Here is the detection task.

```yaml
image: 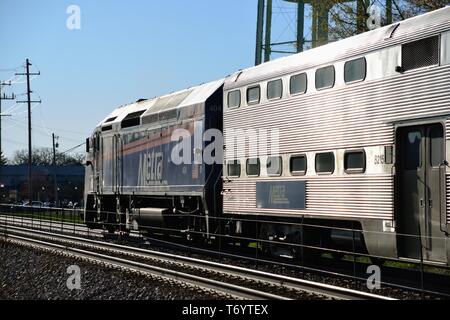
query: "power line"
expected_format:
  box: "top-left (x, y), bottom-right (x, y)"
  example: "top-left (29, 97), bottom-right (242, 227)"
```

top-left (5, 117), bottom-right (87, 141)
top-left (60, 141), bottom-right (86, 155)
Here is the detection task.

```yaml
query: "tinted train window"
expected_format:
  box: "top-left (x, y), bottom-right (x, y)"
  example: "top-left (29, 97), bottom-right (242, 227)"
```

top-left (246, 158), bottom-right (261, 177)
top-left (267, 79), bottom-right (283, 100)
top-left (344, 150), bottom-right (366, 173)
top-left (429, 125), bottom-right (443, 167)
top-left (315, 152), bottom-right (335, 174)
top-left (405, 131), bottom-right (422, 170)
top-left (344, 57), bottom-right (366, 83)
top-left (290, 73), bottom-right (307, 95)
top-left (247, 86), bottom-right (261, 105)
top-left (267, 156), bottom-right (282, 176)
top-left (121, 110), bottom-right (145, 129)
top-left (290, 155), bottom-right (307, 175)
top-left (227, 160), bottom-right (241, 177)
top-left (228, 90), bottom-right (241, 109)
top-left (402, 36), bottom-right (439, 72)
top-left (315, 66), bottom-right (335, 90)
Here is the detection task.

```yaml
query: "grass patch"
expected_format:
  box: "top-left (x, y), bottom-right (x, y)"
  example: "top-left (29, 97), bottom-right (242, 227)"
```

top-left (1, 211), bottom-right (83, 224)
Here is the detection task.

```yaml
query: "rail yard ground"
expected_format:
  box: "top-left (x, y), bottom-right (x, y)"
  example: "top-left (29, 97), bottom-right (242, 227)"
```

top-left (0, 239), bottom-right (225, 300)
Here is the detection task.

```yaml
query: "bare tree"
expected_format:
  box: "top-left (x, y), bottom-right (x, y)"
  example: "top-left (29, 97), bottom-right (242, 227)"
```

top-left (11, 148), bottom-right (84, 166)
top-left (310, 0), bottom-right (447, 43)
top-left (0, 151), bottom-right (7, 165)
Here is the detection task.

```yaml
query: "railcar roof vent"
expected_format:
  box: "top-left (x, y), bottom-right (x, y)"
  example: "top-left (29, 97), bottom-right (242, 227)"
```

top-left (121, 110), bottom-right (145, 129)
top-left (401, 36), bottom-right (439, 72)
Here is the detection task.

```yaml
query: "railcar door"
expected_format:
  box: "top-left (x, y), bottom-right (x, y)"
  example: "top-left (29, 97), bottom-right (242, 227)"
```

top-left (396, 123), bottom-right (446, 263)
top-left (113, 134), bottom-right (122, 194)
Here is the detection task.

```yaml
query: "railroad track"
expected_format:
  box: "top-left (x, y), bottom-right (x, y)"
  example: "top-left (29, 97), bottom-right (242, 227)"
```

top-left (0, 223), bottom-right (394, 300)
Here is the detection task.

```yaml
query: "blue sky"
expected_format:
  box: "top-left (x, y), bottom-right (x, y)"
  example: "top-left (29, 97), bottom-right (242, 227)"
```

top-left (0, 0), bottom-right (269, 159)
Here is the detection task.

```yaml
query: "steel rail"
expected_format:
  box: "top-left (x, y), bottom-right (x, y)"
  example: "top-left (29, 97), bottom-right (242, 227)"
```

top-left (5, 233), bottom-right (289, 300)
top-left (1, 223), bottom-right (395, 300)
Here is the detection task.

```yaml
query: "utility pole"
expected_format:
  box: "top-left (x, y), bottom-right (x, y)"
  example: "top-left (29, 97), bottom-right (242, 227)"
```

top-left (16, 59), bottom-right (40, 202)
top-left (52, 133), bottom-right (59, 206)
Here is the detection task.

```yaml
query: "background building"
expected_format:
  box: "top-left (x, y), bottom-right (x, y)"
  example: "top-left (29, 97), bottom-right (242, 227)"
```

top-left (0, 165), bottom-right (84, 206)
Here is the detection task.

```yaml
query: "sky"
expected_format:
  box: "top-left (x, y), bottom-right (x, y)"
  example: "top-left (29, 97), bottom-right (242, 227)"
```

top-left (0, 0), bottom-right (285, 160)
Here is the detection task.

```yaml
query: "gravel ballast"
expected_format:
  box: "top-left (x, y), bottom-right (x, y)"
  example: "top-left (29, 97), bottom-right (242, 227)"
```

top-left (0, 240), bottom-right (226, 300)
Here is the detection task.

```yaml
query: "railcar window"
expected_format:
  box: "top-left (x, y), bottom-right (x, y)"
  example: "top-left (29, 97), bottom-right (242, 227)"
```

top-left (246, 158), bottom-right (261, 177)
top-left (290, 155), bottom-right (307, 175)
top-left (228, 90), bottom-right (241, 109)
top-left (227, 160), bottom-right (241, 177)
top-left (402, 36), bottom-right (439, 72)
top-left (104, 116), bottom-right (117, 123)
top-left (315, 152), bottom-right (335, 174)
top-left (344, 57), bottom-right (367, 83)
top-left (247, 86), bottom-right (261, 105)
top-left (344, 150), bottom-right (366, 173)
top-left (267, 79), bottom-right (283, 100)
top-left (267, 156), bottom-right (282, 176)
top-left (290, 73), bottom-right (307, 95)
top-left (315, 66), bottom-right (335, 90)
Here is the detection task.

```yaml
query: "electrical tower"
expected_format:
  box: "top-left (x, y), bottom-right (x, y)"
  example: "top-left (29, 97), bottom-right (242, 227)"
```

top-left (255, 0), bottom-right (394, 65)
top-left (15, 59), bottom-right (41, 202)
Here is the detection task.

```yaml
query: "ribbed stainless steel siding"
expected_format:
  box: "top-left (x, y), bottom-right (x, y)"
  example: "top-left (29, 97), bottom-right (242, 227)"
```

top-left (225, 66), bottom-right (450, 156)
top-left (224, 66), bottom-right (450, 220)
top-left (446, 119), bottom-right (450, 140)
top-left (223, 175), bottom-right (394, 220)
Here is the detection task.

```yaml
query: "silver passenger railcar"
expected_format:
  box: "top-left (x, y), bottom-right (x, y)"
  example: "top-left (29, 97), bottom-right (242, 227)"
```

top-left (222, 7), bottom-right (450, 264)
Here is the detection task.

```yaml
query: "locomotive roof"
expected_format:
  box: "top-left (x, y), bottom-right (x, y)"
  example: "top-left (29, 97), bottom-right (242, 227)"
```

top-left (224, 6), bottom-right (450, 90)
top-left (141, 78), bottom-right (224, 118)
top-left (97, 79), bottom-right (224, 128)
